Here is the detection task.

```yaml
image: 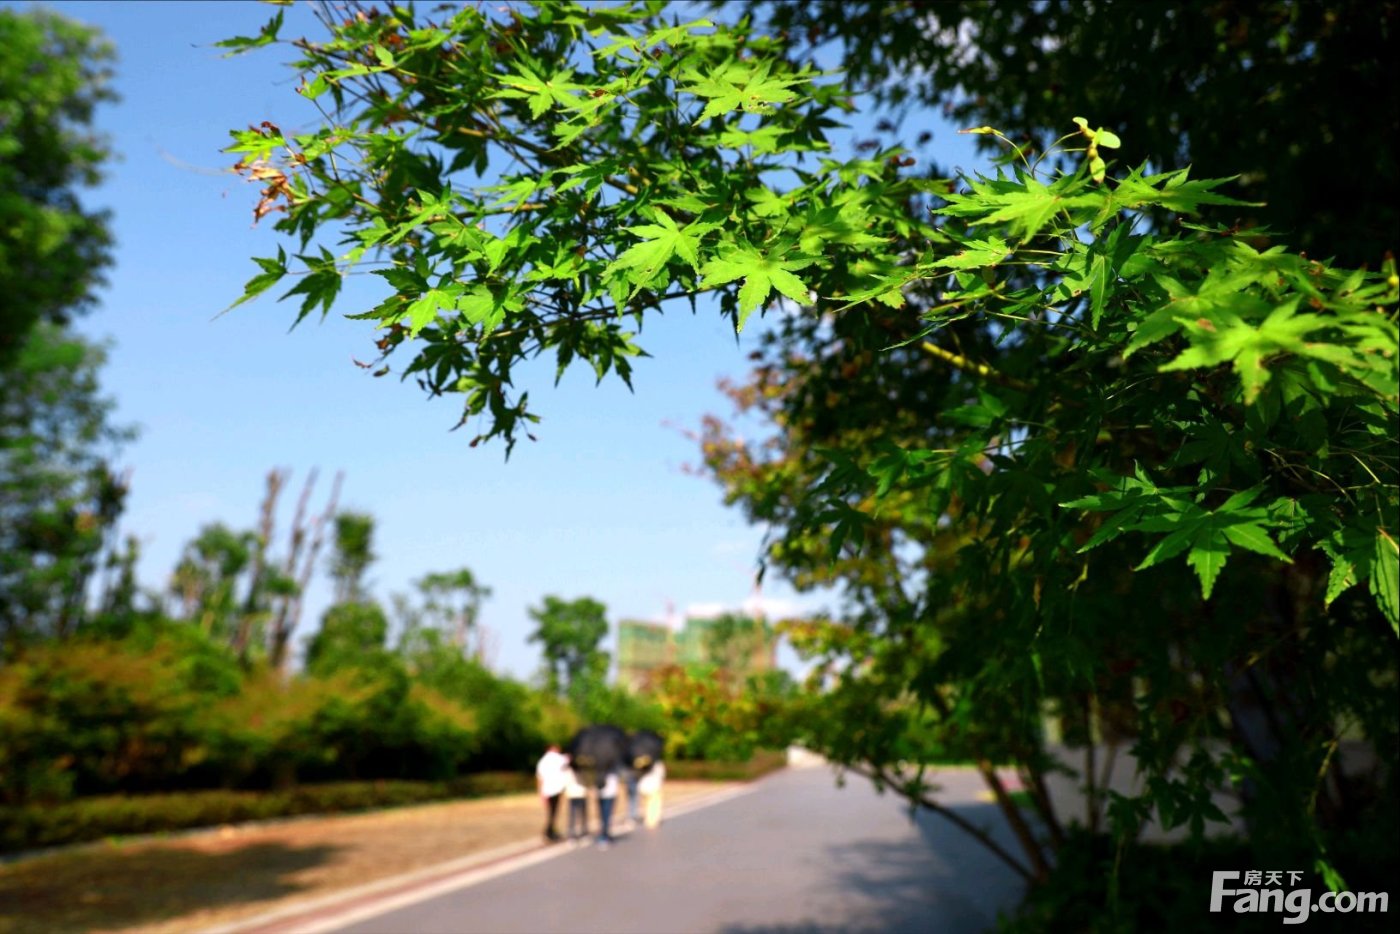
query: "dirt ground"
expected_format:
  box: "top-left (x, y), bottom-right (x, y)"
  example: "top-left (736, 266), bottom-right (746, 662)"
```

top-left (0, 781), bottom-right (734, 934)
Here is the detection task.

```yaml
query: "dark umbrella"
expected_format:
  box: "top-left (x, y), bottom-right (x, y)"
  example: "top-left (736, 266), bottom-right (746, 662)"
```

top-left (566, 724), bottom-right (628, 789)
top-left (628, 729), bottom-right (664, 773)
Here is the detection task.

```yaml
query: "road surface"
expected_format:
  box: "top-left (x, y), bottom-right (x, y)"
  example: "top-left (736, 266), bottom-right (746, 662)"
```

top-left (317, 765), bottom-right (1025, 934)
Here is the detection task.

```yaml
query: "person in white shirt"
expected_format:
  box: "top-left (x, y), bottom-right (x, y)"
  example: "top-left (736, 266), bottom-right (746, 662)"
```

top-left (638, 760), bottom-right (666, 828)
top-left (535, 743), bottom-right (569, 843)
top-left (563, 758), bottom-right (589, 847)
top-left (595, 769), bottom-right (619, 849)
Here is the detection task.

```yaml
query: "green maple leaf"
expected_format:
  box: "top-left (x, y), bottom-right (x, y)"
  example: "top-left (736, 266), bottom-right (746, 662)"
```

top-left (1131, 486), bottom-right (1292, 598)
top-left (1320, 523), bottom-right (1378, 608)
top-left (937, 174), bottom-right (1102, 242)
top-left (404, 283), bottom-right (463, 337)
top-left (707, 125), bottom-right (794, 155)
top-left (683, 59), bottom-right (804, 124)
top-left (928, 236), bottom-right (1010, 271)
top-left (1375, 529), bottom-right (1400, 632)
top-left (457, 285), bottom-right (523, 335)
top-left (700, 245), bottom-right (817, 331)
top-left (1109, 166), bottom-right (1257, 215)
top-left (228, 247), bottom-right (288, 312)
top-left (1187, 525), bottom-right (1231, 599)
top-left (494, 65), bottom-right (582, 119)
top-left (1221, 521), bottom-right (1291, 561)
top-left (1159, 299), bottom-right (1332, 402)
top-left (607, 210), bottom-right (719, 288)
top-left (1326, 553), bottom-right (1358, 606)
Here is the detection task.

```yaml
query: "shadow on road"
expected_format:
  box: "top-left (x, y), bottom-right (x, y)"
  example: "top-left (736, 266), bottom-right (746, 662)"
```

top-left (0, 839), bottom-right (342, 934)
top-left (720, 794), bottom-right (1027, 934)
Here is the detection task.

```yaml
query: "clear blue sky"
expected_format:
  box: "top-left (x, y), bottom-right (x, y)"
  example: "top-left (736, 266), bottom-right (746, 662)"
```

top-left (23, 0), bottom-right (979, 679)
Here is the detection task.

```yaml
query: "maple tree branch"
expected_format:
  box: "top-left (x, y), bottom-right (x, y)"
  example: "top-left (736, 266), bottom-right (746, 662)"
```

top-left (919, 340), bottom-right (1034, 392)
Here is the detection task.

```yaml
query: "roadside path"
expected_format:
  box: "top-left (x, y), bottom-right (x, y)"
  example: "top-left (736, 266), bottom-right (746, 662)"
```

top-left (0, 782), bottom-right (730, 934)
top-left (291, 766), bottom-right (1026, 934)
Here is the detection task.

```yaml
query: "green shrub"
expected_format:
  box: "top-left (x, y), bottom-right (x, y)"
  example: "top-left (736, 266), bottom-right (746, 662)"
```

top-left (0, 635), bottom-right (227, 802)
top-left (447, 771), bottom-right (536, 798)
top-left (0, 630), bottom-right (488, 800)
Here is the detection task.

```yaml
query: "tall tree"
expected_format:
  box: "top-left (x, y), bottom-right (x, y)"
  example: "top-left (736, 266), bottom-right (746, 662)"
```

top-left (267, 468), bottom-right (341, 669)
top-left (327, 511), bottom-right (376, 605)
top-left (412, 567), bottom-right (492, 659)
top-left (0, 327), bottom-right (128, 647)
top-left (307, 508), bottom-right (387, 673)
top-left (164, 470), bottom-right (338, 666)
top-left (169, 522), bottom-right (256, 642)
top-left (528, 595), bottom-right (610, 700)
top-left (0, 8), bottom-right (115, 364)
top-left (0, 8), bottom-right (122, 651)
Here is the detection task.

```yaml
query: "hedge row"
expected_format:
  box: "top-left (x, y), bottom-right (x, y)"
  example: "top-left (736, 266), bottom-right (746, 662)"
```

top-left (667, 749), bottom-right (788, 782)
top-left (0, 771), bottom-right (534, 855)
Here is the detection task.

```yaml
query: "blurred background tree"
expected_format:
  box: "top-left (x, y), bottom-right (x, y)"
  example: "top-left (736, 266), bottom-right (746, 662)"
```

top-left (0, 8), bottom-right (115, 362)
top-left (0, 8), bottom-right (127, 653)
top-left (528, 595), bottom-right (610, 701)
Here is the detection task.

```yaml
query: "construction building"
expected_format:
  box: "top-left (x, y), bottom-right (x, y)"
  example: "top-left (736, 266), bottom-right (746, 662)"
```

top-left (616, 613), bottom-right (777, 692)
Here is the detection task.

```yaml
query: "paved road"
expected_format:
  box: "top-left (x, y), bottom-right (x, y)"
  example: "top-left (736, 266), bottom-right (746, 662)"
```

top-left (329, 766), bottom-right (1026, 934)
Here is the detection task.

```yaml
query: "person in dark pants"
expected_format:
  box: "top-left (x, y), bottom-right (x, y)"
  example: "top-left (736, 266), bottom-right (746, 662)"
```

top-left (535, 743), bottom-right (568, 843)
top-left (564, 758), bottom-right (589, 847)
top-left (595, 769), bottom-right (619, 850)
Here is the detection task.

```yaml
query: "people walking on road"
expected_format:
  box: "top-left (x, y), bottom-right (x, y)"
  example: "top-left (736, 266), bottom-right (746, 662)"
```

top-left (624, 729), bottom-right (664, 829)
top-left (595, 768), bottom-right (619, 849)
top-left (564, 757), bottom-right (589, 847)
top-left (535, 743), bottom-right (569, 843)
top-left (639, 759), bottom-right (666, 828)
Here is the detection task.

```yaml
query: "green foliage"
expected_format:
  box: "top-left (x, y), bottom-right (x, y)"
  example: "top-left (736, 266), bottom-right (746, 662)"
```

top-left (1000, 820), bottom-right (1400, 934)
top-left (703, 136), bottom-right (1397, 889)
top-left (398, 567), bottom-right (493, 661)
top-left (527, 595), bottom-right (610, 700)
top-left (0, 9), bottom-right (128, 655)
top-left (224, 0), bottom-right (1397, 902)
top-left (0, 8), bottom-right (115, 364)
top-left (328, 511), bottom-right (376, 604)
top-left (649, 662), bottom-right (797, 762)
top-left (572, 680), bottom-right (667, 737)
top-left (800, 145), bottom-right (1397, 625)
top-left (0, 620), bottom-right (494, 808)
top-left (225, 1), bottom-right (934, 452)
top-left (169, 523), bottom-right (258, 645)
top-left (0, 326), bottom-right (130, 647)
top-left (304, 601), bottom-right (389, 675)
top-left (0, 626), bottom-right (239, 803)
top-left (752, 0), bottom-right (1398, 267)
top-left (399, 626), bottom-right (560, 770)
